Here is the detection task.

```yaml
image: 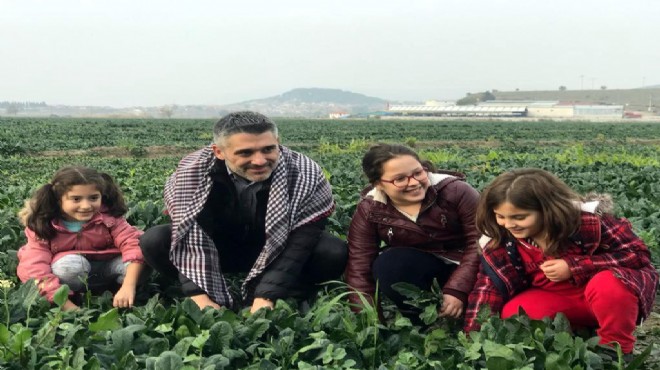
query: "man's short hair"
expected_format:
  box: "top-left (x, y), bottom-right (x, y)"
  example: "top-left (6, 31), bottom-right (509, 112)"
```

top-left (213, 111), bottom-right (279, 146)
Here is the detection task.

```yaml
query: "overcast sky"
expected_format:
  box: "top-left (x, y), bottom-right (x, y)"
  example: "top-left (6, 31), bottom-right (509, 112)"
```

top-left (1, 0), bottom-right (658, 107)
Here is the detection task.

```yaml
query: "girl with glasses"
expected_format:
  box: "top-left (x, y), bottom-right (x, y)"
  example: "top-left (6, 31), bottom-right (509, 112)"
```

top-left (345, 144), bottom-right (480, 323)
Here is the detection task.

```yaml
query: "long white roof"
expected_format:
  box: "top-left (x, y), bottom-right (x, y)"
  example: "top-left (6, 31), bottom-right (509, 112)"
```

top-left (389, 105), bottom-right (527, 113)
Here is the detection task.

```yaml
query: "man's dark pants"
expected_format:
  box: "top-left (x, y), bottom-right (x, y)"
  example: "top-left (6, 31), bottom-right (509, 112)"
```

top-left (139, 224), bottom-right (348, 300)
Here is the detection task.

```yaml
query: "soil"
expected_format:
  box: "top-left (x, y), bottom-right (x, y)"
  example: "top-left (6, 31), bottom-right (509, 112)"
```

top-left (636, 295), bottom-right (660, 363)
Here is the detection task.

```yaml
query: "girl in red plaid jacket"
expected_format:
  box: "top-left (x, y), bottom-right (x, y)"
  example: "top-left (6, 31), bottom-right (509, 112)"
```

top-left (464, 168), bottom-right (658, 354)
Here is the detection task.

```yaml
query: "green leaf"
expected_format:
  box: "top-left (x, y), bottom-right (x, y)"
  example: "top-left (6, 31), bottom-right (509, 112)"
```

top-left (154, 322), bottom-right (174, 333)
top-left (624, 343), bottom-right (653, 369)
top-left (83, 356), bottom-right (101, 370)
top-left (20, 279), bottom-right (42, 310)
top-left (483, 340), bottom-right (514, 359)
top-left (420, 303), bottom-right (438, 325)
top-left (424, 328), bottom-right (447, 356)
top-left (116, 351), bottom-right (139, 370)
top-left (53, 284), bottom-right (70, 307)
top-left (151, 351), bottom-right (184, 370)
top-left (551, 313), bottom-right (571, 333)
top-left (244, 318), bottom-right (271, 342)
top-left (393, 315), bottom-right (412, 328)
top-left (202, 354), bottom-right (230, 369)
top-left (463, 341), bottom-right (483, 361)
top-left (197, 309), bottom-right (217, 330)
top-left (550, 332), bottom-right (573, 351)
top-left (175, 325), bottom-right (191, 339)
top-left (191, 330), bottom-right (210, 350)
top-left (177, 316), bottom-right (200, 336)
top-left (111, 325), bottom-right (146, 358)
top-left (89, 308), bottom-right (121, 332)
top-left (0, 324), bottom-right (9, 345)
top-left (72, 347), bottom-right (86, 369)
top-left (181, 298), bottom-right (203, 323)
top-left (148, 338), bottom-right (170, 357)
top-left (485, 356), bottom-right (515, 369)
top-left (173, 337), bottom-right (195, 357)
top-left (391, 282), bottom-right (422, 300)
top-left (10, 327), bottom-right (32, 354)
top-left (36, 316), bottom-right (59, 348)
top-left (545, 352), bottom-right (569, 370)
top-left (221, 348), bottom-right (246, 361)
top-left (209, 321), bottom-right (233, 352)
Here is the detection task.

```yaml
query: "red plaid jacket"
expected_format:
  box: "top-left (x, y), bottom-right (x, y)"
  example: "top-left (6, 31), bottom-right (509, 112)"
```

top-left (464, 212), bottom-right (659, 332)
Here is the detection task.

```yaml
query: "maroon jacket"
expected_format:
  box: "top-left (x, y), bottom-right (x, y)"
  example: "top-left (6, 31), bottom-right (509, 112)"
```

top-left (345, 172), bottom-right (481, 309)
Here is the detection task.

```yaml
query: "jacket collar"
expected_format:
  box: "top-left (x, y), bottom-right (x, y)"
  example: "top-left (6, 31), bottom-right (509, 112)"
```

top-left (51, 212), bottom-right (112, 232)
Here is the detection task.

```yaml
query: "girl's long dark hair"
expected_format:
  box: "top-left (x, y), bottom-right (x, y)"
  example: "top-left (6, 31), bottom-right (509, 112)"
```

top-left (18, 166), bottom-right (128, 240)
top-left (476, 168), bottom-right (582, 255)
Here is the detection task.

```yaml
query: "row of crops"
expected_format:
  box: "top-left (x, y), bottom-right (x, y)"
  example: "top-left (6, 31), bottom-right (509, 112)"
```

top-left (0, 117), bottom-right (659, 368)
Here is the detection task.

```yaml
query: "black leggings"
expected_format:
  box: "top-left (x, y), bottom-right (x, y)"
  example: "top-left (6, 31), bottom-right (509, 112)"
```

top-left (372, 247), bottom-right (456, 316)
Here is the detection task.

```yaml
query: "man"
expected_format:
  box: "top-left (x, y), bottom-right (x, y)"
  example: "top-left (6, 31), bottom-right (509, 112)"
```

top-left (140, 111), bottom-right (347, 312)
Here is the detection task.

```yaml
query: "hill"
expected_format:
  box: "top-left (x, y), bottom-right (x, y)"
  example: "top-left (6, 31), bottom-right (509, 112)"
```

top-left (219, 88), bottom-right (389, 117)
top-left (492, 87), bottom-right (660, 112)
top-left (267, 88), bottom-right (386, 105)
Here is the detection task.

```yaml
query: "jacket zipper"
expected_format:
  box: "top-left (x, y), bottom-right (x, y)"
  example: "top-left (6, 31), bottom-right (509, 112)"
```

top-left (387, 227), bottom-right (393, 243)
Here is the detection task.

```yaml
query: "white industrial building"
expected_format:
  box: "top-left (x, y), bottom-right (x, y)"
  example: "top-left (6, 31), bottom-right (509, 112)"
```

top-left (387, 101), bottom-right (623, 119)
top-left (388, 105), bottom-right (527, 117)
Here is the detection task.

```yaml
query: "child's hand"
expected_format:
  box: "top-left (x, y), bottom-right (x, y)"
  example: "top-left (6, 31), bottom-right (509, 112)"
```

top-left (113, 284), bottom-right (136, 308)
top-left (540, 259), bottom-right (571, 282)
top-left (438, 294), bottom-right (463, 319)
top-left (62, 299), bottom-right (80, 311)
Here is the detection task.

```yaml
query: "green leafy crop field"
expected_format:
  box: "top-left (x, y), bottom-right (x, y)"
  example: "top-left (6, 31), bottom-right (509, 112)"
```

top-left (0, 117), bottom-right (659, 369)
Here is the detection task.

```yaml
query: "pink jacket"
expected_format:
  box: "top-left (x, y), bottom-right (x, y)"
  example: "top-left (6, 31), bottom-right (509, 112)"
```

top-left (16, 212), bottom-right (144, 302)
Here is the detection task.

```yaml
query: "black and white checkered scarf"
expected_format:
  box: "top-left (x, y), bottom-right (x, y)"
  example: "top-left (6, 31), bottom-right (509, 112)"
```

top-left (164, 145), bottom-right (334, 306)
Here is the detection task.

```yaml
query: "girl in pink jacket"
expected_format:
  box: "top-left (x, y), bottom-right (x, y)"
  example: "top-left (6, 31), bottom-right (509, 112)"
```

top-left (17, 166), bottom-right (146, 311)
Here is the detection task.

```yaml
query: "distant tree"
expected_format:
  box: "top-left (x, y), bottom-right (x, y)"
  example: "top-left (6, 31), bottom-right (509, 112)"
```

top-left (160, 104), bottom-right (177, 118)
top-left (515, 88), bottom-right (520, 91)
top-left (600, 85), bottom-right (607, 90)
top-left (6, 103), bottom-right (20, 115)
top-left (482, 91), bottom-right (496, 101)
top-left (559, 86), bottom-right (567, 91)
top-left (457, 95), bottom-right (479, 106)
top-left (458, 91), bottom-right (496, 105)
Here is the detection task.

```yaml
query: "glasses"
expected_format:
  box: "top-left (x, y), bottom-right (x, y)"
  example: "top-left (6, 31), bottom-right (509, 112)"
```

top-left (380, 168), bottom-right (428, 188)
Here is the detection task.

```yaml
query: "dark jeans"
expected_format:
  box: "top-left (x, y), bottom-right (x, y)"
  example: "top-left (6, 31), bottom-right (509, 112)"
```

top-left (372, 247), bottom-right (456, 318)
top-left (139, 224), bottom-right (347, 298)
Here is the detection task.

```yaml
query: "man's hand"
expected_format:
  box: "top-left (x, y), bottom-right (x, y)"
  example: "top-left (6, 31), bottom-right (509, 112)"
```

top-left (250, 297), bottom-right (275, 313)
top-left (190, 294), bottom-right (221, 310)
top-left (540, 259), bottom-right (572, 282)
top-left (438, 294), bottom-right (463, 319)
